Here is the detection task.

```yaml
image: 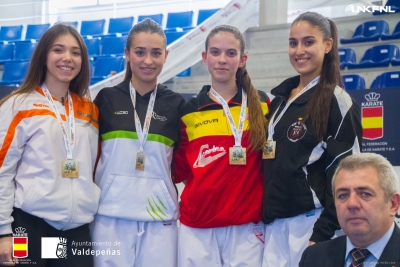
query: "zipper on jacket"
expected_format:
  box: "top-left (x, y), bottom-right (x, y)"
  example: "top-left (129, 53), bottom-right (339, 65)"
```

top-left (62, 178), bottom-right (76, 230)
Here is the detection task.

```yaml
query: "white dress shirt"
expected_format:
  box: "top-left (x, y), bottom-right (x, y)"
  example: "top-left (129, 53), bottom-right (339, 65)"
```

top-left (344, 223), bottom-right (395, 267)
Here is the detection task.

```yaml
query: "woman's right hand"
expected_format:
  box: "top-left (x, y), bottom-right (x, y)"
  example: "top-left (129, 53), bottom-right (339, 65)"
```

top-left (0, 237), bottom-right (16, 266)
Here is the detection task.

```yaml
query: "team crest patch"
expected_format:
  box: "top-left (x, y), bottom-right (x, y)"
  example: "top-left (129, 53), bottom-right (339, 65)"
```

top-left (287, 118), bottom-right (307, 142)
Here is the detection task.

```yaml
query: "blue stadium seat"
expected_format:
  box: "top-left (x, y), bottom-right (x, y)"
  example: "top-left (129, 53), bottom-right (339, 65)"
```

top-left (197, 9), bottom-right (220, 25)
top-left (91, 56), bottom-right (125, 84)
top-left (392, 49), bottom-right (400, 66)
top-left (13, 42), bottom-right (37, 61)
top-left (373, 0), bottom-right (400, 15)
top-left (108, 17), bottom-right (134, 35)
top-left (370, 71), bottom-right (400, 89)
top-left (0, 43), bottom-right (15, 64)
top-left (0, 25), bottom-right (23, 42)
top-left (381, 21), bottom-right (400, 40)
top-left (165, 11), bottom-right (194, 31)
top-left (177, 68), bottom-right (191, 77)
top-left (80, 19), bottom-right (106, 37)
top-left (347, 44), bottom-right (399, 69)
top-left (0, 61), bottom-right (29, 86)
top-left (380, 0), bottom-right (400, 13)
top-left (138, 14), bottom-right (163, 26)
top-left (67, 21), bottom-right (78, 29)
top-left (340, 20), bottom-right (389, 44)
top-left (165, 30), bottom-right (191, 77)
top-left (98, 36), bottom-right (127, 57)
top-left (165, 31), bottom-right (189, 45)
top-left (0, 85), bottom-right (15, 99)
top-left (338, 48), bottom-right (356, 70)
top-left (25, 24), bottom-right (50, 41)
top-left (84, 38), bottom-right (101, 57)
top-left (342, 74), bottom-right (366, 90)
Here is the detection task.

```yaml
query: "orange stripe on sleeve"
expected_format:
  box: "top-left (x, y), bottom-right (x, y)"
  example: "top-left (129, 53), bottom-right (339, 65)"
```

top-left (0, 109), bottom-right (62, 168)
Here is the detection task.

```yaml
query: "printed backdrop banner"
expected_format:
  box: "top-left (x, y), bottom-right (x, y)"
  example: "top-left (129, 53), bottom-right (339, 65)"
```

top-left (347, 88), bottom-right (400, 166)
top-left (89, 0), bottom-right (260, 99)
top-left (348, 88), bottom-right (400, 227)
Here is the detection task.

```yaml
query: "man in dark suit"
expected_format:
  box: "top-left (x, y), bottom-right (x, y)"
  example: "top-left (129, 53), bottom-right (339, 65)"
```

top-left (299, 153), bottom-right (400, 267)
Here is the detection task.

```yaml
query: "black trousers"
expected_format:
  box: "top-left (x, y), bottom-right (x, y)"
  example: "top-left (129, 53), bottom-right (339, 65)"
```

top-left (12, 208), bottom-right (94, 267)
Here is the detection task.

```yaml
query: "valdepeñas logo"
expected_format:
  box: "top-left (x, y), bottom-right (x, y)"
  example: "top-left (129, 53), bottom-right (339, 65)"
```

top-left (13, 227), bottom-right (28, 258)
top-left (361, 92), bottom-right (383, 140)
top-left (41, 237), bottom-right (67, 259)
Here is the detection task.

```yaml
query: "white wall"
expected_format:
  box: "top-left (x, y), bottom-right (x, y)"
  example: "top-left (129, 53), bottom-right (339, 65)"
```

top-left (0, 0), bottom-right (44, 26)
top-left (51, 0), bottom-right (230, 31)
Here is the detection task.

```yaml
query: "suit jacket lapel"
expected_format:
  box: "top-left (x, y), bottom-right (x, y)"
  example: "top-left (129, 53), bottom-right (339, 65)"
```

top-left (326, 236), bottom-right (347, 266)
top-left (377, 224), bottom-right (400, 267)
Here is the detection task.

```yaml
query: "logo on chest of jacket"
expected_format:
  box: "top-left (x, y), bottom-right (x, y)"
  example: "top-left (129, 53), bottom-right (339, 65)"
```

top-left (33, 103), bottom-right (49, 108)
top-left (193, 144), bottom-right (226, 168)
top-left (287, 118), bottom-right (307, 142)
top-left (152, 111), bottom-right (167, 121)
top-left (114, 111), bottom-right (128, 115)
top-left (194, 118), bottom-right (218, 129)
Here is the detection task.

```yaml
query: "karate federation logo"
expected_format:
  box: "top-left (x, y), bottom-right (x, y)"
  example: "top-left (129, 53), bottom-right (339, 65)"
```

top-left (13, 227), bottom-right (28, 258)
top-left (361, 92), bottom-right (384, 140)
top-left (287, 118), bottom-right (307, 142)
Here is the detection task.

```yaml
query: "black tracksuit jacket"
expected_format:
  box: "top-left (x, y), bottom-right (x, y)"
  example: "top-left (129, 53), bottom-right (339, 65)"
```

top-left (262, 76), bottom-right (362, 242)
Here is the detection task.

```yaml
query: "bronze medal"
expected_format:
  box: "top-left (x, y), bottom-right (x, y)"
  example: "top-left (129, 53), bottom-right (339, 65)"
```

top-left (135, 151), bottom-right (145, 171)
top-left (262, 141), bottom-right (276, 159)
top-left (61, 159), bottom-right (79, 178)
top-left (229, 147), bottom-right (246, 165)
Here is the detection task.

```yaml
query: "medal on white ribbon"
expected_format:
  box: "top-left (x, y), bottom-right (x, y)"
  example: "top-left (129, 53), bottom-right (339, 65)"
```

top-left (264, 76), bottom-right (320, 159)
top-left (129, 82), bottom-right (157, 171)
top-left (210, 87), bottom-right (247, 165)
top-left (42, 83), bottom-right (79, 178)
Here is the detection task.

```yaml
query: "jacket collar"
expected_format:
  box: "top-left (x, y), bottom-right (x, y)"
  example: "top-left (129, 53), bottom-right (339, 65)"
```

top-left (377, 223), bottom-right (400, 266)
top-left (197, 84), bottom-right (244, 110)
top-left (116, 80), bottom-right (167, 99)
top-left (271, 75), bottom-right (316, 104)
top-left (326, 235), bottom-right (347, 266)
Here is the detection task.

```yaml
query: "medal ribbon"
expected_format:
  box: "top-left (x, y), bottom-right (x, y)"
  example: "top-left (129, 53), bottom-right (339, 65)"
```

top-left (268, 76), bottom-right (320, 141)
top-left (41, 83), bottom-right (75, 160)
top-left (129, 82), bottom-right (157, 152)
top-left (210, 87), bottom-right (247, 147)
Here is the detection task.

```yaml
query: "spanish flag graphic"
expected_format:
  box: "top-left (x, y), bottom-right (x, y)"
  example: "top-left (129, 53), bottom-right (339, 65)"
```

top-left (13, 237), bottom-right (28, 258)
top-left (362, 106), bottom-right (383, 140)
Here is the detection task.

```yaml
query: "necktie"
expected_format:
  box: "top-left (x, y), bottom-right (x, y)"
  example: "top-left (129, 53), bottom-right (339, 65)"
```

top-left (350, 248), bottom-right (371, 267)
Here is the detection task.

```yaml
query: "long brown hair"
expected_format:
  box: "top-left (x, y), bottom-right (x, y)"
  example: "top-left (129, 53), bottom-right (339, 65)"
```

top-left (292, 12), bottom-right (343, 141)
top-left (0, 23), bottom-right (91, 107)
top-left (205, 25), bottom-right (267, 151)
top-left (124, 18), bottom-right (166, 81)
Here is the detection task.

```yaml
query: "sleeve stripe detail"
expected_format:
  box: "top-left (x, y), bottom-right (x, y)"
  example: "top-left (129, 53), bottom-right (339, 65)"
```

top-left (0, 110), bottom-right (63, 168)
top-left (325, 146), bottom-right (353, 171)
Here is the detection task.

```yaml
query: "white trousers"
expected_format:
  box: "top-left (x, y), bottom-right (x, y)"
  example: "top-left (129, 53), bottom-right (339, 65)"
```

top-left (90, 215), bottom-right (178, 267)
top-left (178, 222), bottom-right (265, 267)
top-left (262, 208), bottom-right (323, 267)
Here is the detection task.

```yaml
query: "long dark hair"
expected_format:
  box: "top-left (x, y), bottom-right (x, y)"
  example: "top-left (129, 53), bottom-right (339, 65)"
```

top-left (292, 12), bottom-right (343, 141)
top-left (0, 23), bottom-right (91, 107)
top-left (124, 18), bottom-right (166, 81)
top-left (205, 25), bottom-right (267, 151)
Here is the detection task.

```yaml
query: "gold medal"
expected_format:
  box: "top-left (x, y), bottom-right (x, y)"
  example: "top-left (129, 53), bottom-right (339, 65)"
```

top-left (262, 141), bottom-right (276, 159)
top-left (135, 151), bottom-right (145, 171)
top-left (61, 160), bottom-right (79, 178)
top-left (229, 147), bottom-right (246, 165)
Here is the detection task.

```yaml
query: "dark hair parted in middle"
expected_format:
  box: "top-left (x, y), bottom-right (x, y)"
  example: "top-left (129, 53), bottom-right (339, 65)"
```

top-left (205, 25), bottom-right (267, 151)
top-left (0, 22), bottom-right (91, 107)
top-left (124, 18), bottom-right (166, 81)
top-left (291, 12), bottom-right (343, 141)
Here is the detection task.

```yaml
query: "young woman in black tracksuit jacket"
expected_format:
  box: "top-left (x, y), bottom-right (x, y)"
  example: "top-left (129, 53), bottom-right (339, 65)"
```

top-left (261, 12), bottom-right (362, 267)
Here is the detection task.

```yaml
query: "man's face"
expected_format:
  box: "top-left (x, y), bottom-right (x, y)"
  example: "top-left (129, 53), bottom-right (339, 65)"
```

top-left (334, 167), bottom-right (400, 247)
